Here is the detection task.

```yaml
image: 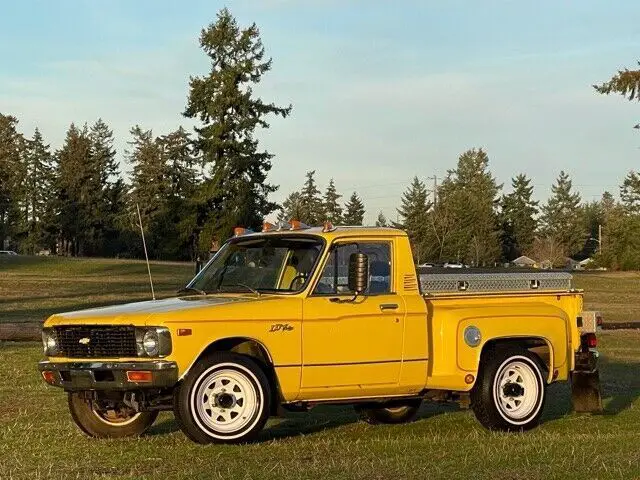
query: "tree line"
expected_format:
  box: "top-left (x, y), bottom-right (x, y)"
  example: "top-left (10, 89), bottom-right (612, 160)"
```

top-left (1, 10), bottom-right (639, 269)
top-left (0, 8), bottom-right (291, 261)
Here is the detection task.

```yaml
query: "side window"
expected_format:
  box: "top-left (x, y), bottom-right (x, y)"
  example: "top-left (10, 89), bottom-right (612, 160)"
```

top-left (313, 242), bottom-right (392, 295)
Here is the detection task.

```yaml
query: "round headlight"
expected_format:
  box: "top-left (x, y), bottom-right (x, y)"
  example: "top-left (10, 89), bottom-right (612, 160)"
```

top-left (142, 329), bottom-right (159, 356)
top-left (42, 329), bottom-right (58, 356)
top-left (464, 326), bottom-right (482, 347)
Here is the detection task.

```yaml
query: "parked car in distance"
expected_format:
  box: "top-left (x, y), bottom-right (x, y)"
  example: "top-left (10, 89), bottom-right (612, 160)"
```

top-left (443, 262), bottom-right (465, 268)
top-left (418, 262), bottom-right (434, 268)
top-left (0, 250), bottom-right (18, 255)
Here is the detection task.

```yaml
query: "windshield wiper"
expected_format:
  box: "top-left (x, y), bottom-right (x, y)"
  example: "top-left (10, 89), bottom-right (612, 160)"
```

top-left (177, 287), bottom-right (207, 296)
top-left (219, 283), bottom-right (262, 296)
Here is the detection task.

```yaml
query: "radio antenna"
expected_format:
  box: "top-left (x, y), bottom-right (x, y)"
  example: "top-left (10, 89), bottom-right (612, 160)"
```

top-left (136, 203), bottom-right (156, 300)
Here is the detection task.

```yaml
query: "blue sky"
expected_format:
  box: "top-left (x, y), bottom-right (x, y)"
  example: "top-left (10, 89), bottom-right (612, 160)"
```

top-left (1, 0), bottom-right (640, 223)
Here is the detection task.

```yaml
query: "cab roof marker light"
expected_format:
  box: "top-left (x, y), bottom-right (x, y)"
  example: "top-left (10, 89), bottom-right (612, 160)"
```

top-left (289, 219), bottom-right (311, 231)
top-left (262, 222), bottom-right (276, 232)
top-left (233, 226), bottom-right (254, 237)
top-left (322, 221), bottom-right (336, 232)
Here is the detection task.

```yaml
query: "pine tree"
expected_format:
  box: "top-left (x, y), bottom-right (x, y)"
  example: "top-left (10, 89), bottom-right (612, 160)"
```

top-left (499, 174), bottom-right (538, 261)
top-left (375, 211), bottom-right (389, 227)
top-left (323, 178), bottom-right (343, 224)
top-left (437, 148), bottom-right (501, 266)
top-left (184, 8), bottom-right (291, 250)
top-left (299, 170), bottom-right (324, 225)
top-left (0, 114), bottom-right (25, 250)
top-left (343, 192), bottom-right (365, 226)
top-left (595, 64), bottom-right (640, 128)
top-left (278, 191), bottom-right (303, 223)
top-left (53, 124), bottom-right (96, 255)
top-left (620, 171), bottom-right (640, 214)
top-left (539, 171), bottom-right (585, 259)
top-left (397, 177), bottom-right (431, 263)
top-left (23, 128), bottom-right (55, 253)
top-left (88, 119), bottom-right (126, 256)
top-left (157, 127), bottom-right (199, 259)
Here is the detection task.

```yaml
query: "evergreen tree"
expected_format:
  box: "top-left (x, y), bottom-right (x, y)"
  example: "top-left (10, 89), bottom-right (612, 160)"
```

top-left (499, 174), bottom-right (538, 261)
top-left (88, 119), bottom-right (126, 256)
top-left (277, 191), bottom-right (303, 223)
top-left (397, 177), bottom-right (431, 263)
top-left (437, 148), bottom-right (501, 265)
top-left (375, 211), bottom-right (389, 227)
top-left (323, 178), bottom-right (343, 224)
top-left (343, 192), bottom-right (365, 226)
top-left (157, 127), bottom-right (200, 259)
top-left (23, 128), bottom-right (55, 253)
top-left (620, 171), bottom-right (640, 214)
top-left (0, 114), bottom-right (25, 250)
top-left (299, 170), bottom-right (324, 225)
top-left (595, 64), bottom-right (640, 128)
top-left (539, 171), bottom-right (585, 259)
top-left (54, 124), bottom-right (94, 256)
top-left (127, 126), bottom-right (169, 258)
top-left (184, 8), bottom-right (291, 250)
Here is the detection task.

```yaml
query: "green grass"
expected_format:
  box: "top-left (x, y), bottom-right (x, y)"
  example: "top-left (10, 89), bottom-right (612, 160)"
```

top-left (0, 256), bottom-right (195, 323)
top-left (1, 331), bottom-right (639, 479)
top-left (574, 271), bottom-right (640, 323)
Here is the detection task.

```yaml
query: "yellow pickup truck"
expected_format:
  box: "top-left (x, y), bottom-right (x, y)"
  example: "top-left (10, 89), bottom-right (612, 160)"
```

top-left (39, 222), bottom-right (602, 444)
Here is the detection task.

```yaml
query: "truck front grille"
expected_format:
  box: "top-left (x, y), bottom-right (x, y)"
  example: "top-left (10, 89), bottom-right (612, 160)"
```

top-left (54, 325), bottom-right (137, 358)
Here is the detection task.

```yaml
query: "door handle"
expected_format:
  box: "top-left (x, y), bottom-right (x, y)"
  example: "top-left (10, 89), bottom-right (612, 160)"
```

top-left (379, 303), bottom-right (399, 311)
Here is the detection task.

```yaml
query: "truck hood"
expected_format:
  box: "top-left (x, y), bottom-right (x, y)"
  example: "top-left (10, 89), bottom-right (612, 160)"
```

top-left (45, 295), bottom-right (256, 326)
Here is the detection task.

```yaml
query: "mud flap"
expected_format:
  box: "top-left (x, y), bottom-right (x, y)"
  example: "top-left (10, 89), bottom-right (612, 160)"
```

top-left (571, 370), bottom-right (603, 413)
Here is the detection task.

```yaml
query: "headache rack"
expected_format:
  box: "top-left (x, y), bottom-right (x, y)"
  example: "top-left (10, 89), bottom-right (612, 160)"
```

top-left (419, 271), bottom-right (574, 294)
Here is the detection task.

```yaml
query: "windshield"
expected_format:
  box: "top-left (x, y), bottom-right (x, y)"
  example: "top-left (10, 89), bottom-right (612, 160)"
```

top-left (186, 236), bottom-right (324, 294)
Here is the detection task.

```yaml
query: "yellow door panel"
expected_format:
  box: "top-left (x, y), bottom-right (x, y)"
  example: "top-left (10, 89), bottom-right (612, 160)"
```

top-left (301, 295), bottom-right (405, 392)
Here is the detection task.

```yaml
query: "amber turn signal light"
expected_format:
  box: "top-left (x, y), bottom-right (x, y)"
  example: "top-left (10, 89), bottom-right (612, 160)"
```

top-left (41, 370), bottom-right (57, 385)
top-left (464, 374), bottom-right (475, 384)
top-left (126, 371), bottom-right (153, 383)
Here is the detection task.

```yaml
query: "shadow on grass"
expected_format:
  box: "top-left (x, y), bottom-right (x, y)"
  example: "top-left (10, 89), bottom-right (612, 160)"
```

top-left (543, 355), bottom-right (640, 422)
top-left (145, 403), bottom-right (459, 442)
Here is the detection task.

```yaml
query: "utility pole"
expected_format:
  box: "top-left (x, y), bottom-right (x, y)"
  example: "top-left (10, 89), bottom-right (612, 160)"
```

top-left (427, 175), bottom-right (438, 206)
top-left (598, 224), bottom-right (602, 254)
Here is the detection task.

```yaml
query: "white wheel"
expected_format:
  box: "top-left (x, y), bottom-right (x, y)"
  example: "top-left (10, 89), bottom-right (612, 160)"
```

top-left (174, 353), bottom-right (271, 444)
top-left (192, 367), bottom-right (260, 435)
top-left (471, 348), bottom-right (546, 431)
top-left (493, 358), bottom-right (543, 424)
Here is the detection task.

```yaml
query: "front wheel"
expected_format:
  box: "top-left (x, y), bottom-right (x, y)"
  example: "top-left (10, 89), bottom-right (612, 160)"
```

top-left (173, 352), bottom-right (271, 444)
top-left (471, 347), bottom-right (546, 431)
top-left (68, 392), bottom-right (158, 438)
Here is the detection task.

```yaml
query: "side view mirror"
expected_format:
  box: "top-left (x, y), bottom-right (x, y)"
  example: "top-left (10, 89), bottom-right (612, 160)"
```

top-left (348, 252), bottom-right (369, 295)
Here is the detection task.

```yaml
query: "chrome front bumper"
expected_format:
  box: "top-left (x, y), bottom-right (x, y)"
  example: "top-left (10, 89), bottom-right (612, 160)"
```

top-left (38, 360), bottom-right (179, 391)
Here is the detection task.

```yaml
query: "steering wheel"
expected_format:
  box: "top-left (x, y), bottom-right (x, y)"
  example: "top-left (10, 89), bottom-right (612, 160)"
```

top-left (288, 274), bottom-right (307, 290)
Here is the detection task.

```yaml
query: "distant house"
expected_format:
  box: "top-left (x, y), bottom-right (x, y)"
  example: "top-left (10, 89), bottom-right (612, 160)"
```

top-left (512, 255), bottom-right (537, 268)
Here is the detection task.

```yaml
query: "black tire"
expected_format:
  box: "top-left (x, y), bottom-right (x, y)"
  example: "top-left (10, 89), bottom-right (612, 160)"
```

top-left (471, 347), bottom-right (546, 431)
top-left (173, 352), bottom-right (271, 444)
top-left (359, 399), bottom-right (422, 425)
top-left (68, 392), bottom-right (158, 438)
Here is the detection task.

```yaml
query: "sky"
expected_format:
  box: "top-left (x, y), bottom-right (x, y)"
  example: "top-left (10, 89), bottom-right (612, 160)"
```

top-left (1, 0), bottom-right (640, 224)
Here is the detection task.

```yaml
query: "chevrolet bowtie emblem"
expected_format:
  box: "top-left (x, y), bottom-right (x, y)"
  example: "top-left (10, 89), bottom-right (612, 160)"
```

top-left (79, 337), bottom-right (90, 345)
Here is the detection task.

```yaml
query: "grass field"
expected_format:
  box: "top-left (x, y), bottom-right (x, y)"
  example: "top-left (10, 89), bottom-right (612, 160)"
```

top-left (0, 256), bottom-right (194, 323)
top-left (1, 256), bottom-right (639, 324)
top-left (573, 271), bottom-right (640, 323)
top-left (1, 331), bottom-right (639, 479)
